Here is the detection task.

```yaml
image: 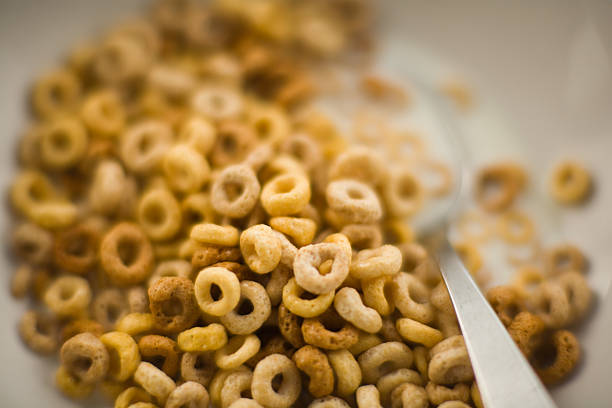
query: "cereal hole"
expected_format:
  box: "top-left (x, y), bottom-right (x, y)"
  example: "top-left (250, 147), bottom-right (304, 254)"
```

top-left (161, 298), bottom-right (184, 317)
top-left (237, 299), bottom-right (254, 315)
top-left (118, 238), bottom-right (139, 266)
top-left (224, 181), bottom-right (244, 201)
top-left (144, 202), bottom-right (167, 225)
top-left (272, 373), bottom-right (284, 392)
top-left (210, 283), bottom-right (223, 301)
top-left (347, 188), bottom-right (364, 200)
top-left (73, 356), bottom-right (93, 373)
top-left (275, 178), bottom-right (296, 194)
top-left (50, 130), bottom-right (70, 151)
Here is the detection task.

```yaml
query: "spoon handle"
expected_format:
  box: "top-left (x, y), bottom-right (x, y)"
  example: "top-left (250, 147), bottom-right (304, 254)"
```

top-left (431, 236), bottom-right (557, 408)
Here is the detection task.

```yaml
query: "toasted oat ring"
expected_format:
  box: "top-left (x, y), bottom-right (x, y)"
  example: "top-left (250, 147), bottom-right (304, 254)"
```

top-left (220, 369), bottom-right (254, 408)
top-left (293, 345), bottom-right (334, 398)
top-left (133, 361), bottom-right (176, 405)
top-left (356, 385), bottom-right (382, 408)
top-left (334, 287), bottom-right (382, 333)
top-left (60, 332), bottom-right (109, 384)
top-left (100, 222), bottom-right (154, 286)
top-left (530, 281), bottom-right (572, 329)
top-left (340, 224), bottom-right (383, 250)
top-left (261, 173), bottom-right (311, 217)
top-left (382, 167), bottom-right (424, 217)
top-left (53, 223), bottom-right (99, 275)
top-left (390, 382), bottom-right (428, 408)
top-left (428, 336), bottom-right (474, 385)
top-left (180, 351), bottom-right (216, 386)
top-left (301, 313), bottom-right (358, 351)
top-left (396, 318), bottom-right (443, 348)
top-left (60, 319), bottom-right (104, 343)
top-left (19, 310), bottom-right (59, 354)
top-left (486, 285), bottom-right (523, 327)
top-left (12, 222), bottom-right (54, 266)
top-left (557, 271), bottom-right (592, 322)
top-left (240, 225), bottom-right (282, 274)
top-left (220, 281), bottom-right (271, 335)
top-left (425, 382), bottom-right (470, 406)
top-left (544, 244), bottom-right (587, 276)
top-left (251, 353), bottom-right (302, 408)
top-left (92, 288), bottom-right (128, 330)
top-left (358, 341), bottom-right (413, 384)
top-left (215, 335), bottom-right (261, 370)
top-left (327, 349), bottom-right (361, 397)
top-left (281, 278), bottom-right (334, 318)
top-left (362, 275), bottom-right (396, 316)
top-left (194, 266), bottom-right (241, 317)
top-left (293, 242), bottom-right (351, 295)
top-left (278, 304), bottom-right (305, 348)
top-left (550, 160), bottom-right (592, 204)
top-left (211, 164), bottom-right (261, 219)
top-left (44, 275), bottom-right (92, 318)
top-left (266, 265), bottom-right (292, 306)
top-left (512, 266), bottom-right (545, 299)
top-left (507, 312), bottom-right (546, 358)
top-left (326, 179), bottom-right (382, 224)
top-left (350, 245), bottom-right (402, 280)
top-left (376, 368), bottom-right (423, 406)
top-left (148, 277), bottom-right (200, 333)
top-left (192, 245), bottom-right (242, 269)
top-left (533, 330), bottom-right (580, 385)
top-left (166, 381), bottom-right (210, 408)
top-left (138, 335), bottom-right (180, 378)
top-left (475, 162), bottom-right (526, 212)
top-left (392, 272), bottom-right (436, 324)
top-left (497, 210), bottom-right (535, 244)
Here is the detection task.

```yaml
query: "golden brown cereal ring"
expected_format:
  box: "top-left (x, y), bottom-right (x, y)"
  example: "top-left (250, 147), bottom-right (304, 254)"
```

top-left (92, 288), bottom-right (128, 330)
top-left (32, 267), bottom-right (54, 301)
top-left (356, 385), bottom-right (382, 408)
top-left (116, 313), bottom-right (156, 336)
top-left (430, 281), bottom-right (454, 315)
top-left (81, 89), bottom-right (125, 137)
top-left (60, 319), bottom-right (104, 343)
top-left (453, 241), bottom-right (483, 275)
top-left (533, 330), bottom-right (580, 385)
top-left (178, 116), bottom-right (216, 156)
top-left (557, 271), bottom-right (592, 322)
top-left (280, 133), bottom-right (323, 172)
top-left (350, 245), bottom-right (402, 280)
top-left (326, 179), bottom-right (382, 224)
top-left (44, 275), bottom-right (91, 318)
top-left (475, 162), bottom-right (526, 212)
top-left (111, 385), bottom-right (149, 407)
top-left (149, 259), bottom-right (192, 288)
top-left (379, 317), bottom-right (403, 342)
top-left (166, 381), bottom-right (209, 408)
top-left (497, 210), bottom-right (535, 244)
top-left (390, 382), bottom-right (428, 408)
top-left (211, 120), bottom-right (257, 167)
top-left (301, 312), bottom-right (359, 351)
top-left (39, 117), bottom-right (88, 170)
top-left (182, 193), bottom-right (216, 227)
top-left (128, 286), bottom-right (150, 314)
top-left (327, 349), bottom-right (361, 397)
top-left (294, 242), bottom-right (351, 294)
top-left (362, 275), bottom-right (396, 316)
top-left (148, 277), bottom-right (200, 333)
top-left (261, 173), bottom-right (311, 217)
top-left (529, 281), bottom-right (572, 329)
top-left (192, 85), bottom-right (244, 121)
top-left (60, 332), bottom-right (109, 384)
top-left (138, 188), bottom-right (183, 242)
top-left (191, 245), bottom-right (242, 269)
top-left (31, 69), bottom-right (80, 118)
top-left (270, 216), bottom-right (317, 247)
top-left (134, 361), bottom-right (176, 405)
top-left (486, 285), bottom-right (523, 327)
top-left (94, 34), bottom-right (149, 84)
top-left (100, 222), bottom-right (154, 286)
top-left (100, 331), bottom-right (141, 382)
top-left (340, 224), bottom-right (383, 250)
top-left (240, 225), bottom-right (282, 274)
top-left (251, 353), bottom-right (302, 408)
top-left (550, 160), bottom-right (592, 204)
top-left (138, 335), bottom-right (180, 378)
top-left (308, 396), bottom-right (351, 408)
top-left (211, 164), bottom-right (261, 218)
top-left (181, 351), bottom-right (216, 386)
top-left (392, 272), bottom-right (435, 324)
top-left (120, 119), bottom-right (172, 174)
top-left (216, 335), bottom-right (261, 370)
top-left (329, 146), bottom-right (387, 187)
top-left (428, 336), bottom-right (474, 385)
top-left (229, 398), bottom-right (263, 408)
top-left (55, 365), bottom-right (94, 400)
top-left (278, 304), bottom-right (305, 348)
top-left (18, 309), bottom-right (59, 354)
top-left (334, 287), bottom-right (382, 333)
top-left (383, 167), bottom-right (424, 217)
top-left (358, 341), bottom-right (413, 384)
top-left (282, 278), bottom-right (334, 318)
top-left (377, 368), bottom-right (423, 406)
top-left (12, 222), bottom-right (54, 266)
top-left (191, 223), bottom-right (239, 247)
top-left (347, 331), bottom-right (383, 356)
top-left (220, 281), bottom-right (271, 335)
top-left (438, 401), bottom-right (472, 408)
top-left (220, 369), bottom-right (254, 408)
top-left (293, 345), bottom-right (334, 398)
top-left (266, 265), bottom-right (292, 306)
top-left (425, 382), bottom-right (470, 405)
top-left (148, 64), bottom-right (196, 99)
top-left (194, 266), bottom-right (241, 316)
top-left (260, 155), bottom-right (307, 184)
top-left (507, 312), bottom-right (546, 358)
top-left (53, 223), bottom-right (99, 275)
top-left (396, 318), bottom-right (443, 348)
top-left (11, 264), bottom-right (33, 299)
top-left (544, 244), bottom-right (587, 276)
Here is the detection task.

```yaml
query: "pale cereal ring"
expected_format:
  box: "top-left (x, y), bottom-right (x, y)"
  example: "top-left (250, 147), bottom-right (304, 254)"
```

top-left (192, 245), bottom-right (242, 269)
top-left (358, 341), bottom-right (413, 384)
top-left (456, 211), bottom-right (491, 243)
top-left (261, 173), bottom-right (311, 217)
top-left (229, 399), bottom-right (263, 408)
top-left (379, 317), bottom-right (403, 342)
top-left (301, 312), bottom-right (359, 350)
top-left (544, 244), bottom-right (587, 276)
top-left (334, 287), bottom-right (382, 333)
top-left (81, 89), bottom-right (125, 137)
top-left (60, 319), bottom-right (104, 344)
top-left (149, 259), bottom-right (192, 288)
top-left (280, 133), bottom-right (323, 172)
top-left (382, 167), bottom-right (424, 217)
top-left (497, 210), bottom-right (535, 244)
top-left (44, 275), bottom-right (91, 318)
top-left (436, 312), bottom-right (462, 338)
top-left (209, 366), bottom-right (251, 407)
top-left (362, 275), bottom-right (396, 316)
top-left (327, 349), bottom-right (361, 397)
top-left (120, 119), bottom-right (173, 174)
top-left (412, 158), bottom-right (454, 197)
top-left (340, 223), bottom-right (383, 250)
top-left (178, 116), bottom-right (217, 155)
top-left (282, 278), bottom-right (334, 318)
top-left (194, 266), bottom-right (241, 316)
top-left (163, 143), bottom-right (210, 194)
top-left (31, 69), bottom-right (80, 118)
top-left (134, 361), bottom-right (176, 405)
top-left (165, 381), bottom-right (209, 408)
top-left (328, 146), bottom-right (387, 187)
top-left (114, 386), bottom-right (153, 408)
top-left (412, 346), bottom-right (430, 382)
top-left (377, 368), bottom-right (423, 406)
top-left (55, 365), bottom-right (94, 400)
top-left (270, 216), bottom-right (317, 247)
top-left (511, 265), bottom-right (545, 299)
top-left (148, 64), bottom-right (196, 99)
top-left (211, 120), bottom-right (257, 167)
top-left (430, 281), bottom-right (454, 315)
top-left (347, 331), bottom-right (383, 356)
top-left (486, 285), bottom-right (523, 327)
top-left (356, 385), bottom-right (382, 408)
top-left (350, 245), bottom-right (402, 280)
top-left (390, 382), bottom-right (428, 408)
top-left (240, 224), bottom-right (282, 274)
top-left (116, 313), bottom-right (156, 336)
top-left (12, 222), bottom-right (53, 266)
top-left (533, 330), bottom-right (581, 385)
top-left (216, 335), bottom-right (261, 370)
top-left (294, 242), bottom-right (351, 295)
top-left (39, 117), bottom-right (88, 170)
top-left (148, 277), bottom-right (200, 333)
top-left (428, 336), bottom-right (474, 385)
top-left (220, 369), bottom-right (254, 408)
top-left (181, 351), bottom-right (215, 386)
top-left (92, 288), bottom-right (128, 330)
top-left (251, 353), bottom-right (301, 408)
top-left (438, 401), bottom-right (472, 408)
top-left (396, 318), bottom-right (443, 348)
top-left (192, 85), bottom-right (243, 121)
top-left (211, 164), bottom-right (261, 218)
top-left (191, 223), bottom-right (239, 247)
top-left (127, 286), bottom-right (150, 313)
top-left (138, 335), bottom-right (180, 378)
top-left (326, 179), bottom-right (382, 224)
top-left (425, 382), bottom-right (470, 405)
top-left (293, 345), bottom-right (334, 398)
top-left (308, 396), bottom-right (351, 408)
top-left (18, 310), bottom-right (59, 354)
top-left (392, 272), bottom-right (436, 324)
top-left (529, 281), bottom-right (572, 329)
top-left (60, 332), bottom-right (109, 384)
top-left (557, 271), bottom-right (592, 322)
top-left (550, 160), bottom-right (592, 204)
top-left (138, 188), bottom-right (182, 242)
top-left (220, 281), bottom-right (271, 335)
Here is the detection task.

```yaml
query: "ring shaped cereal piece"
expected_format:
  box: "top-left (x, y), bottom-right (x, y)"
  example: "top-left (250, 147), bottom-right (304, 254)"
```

top-left (148, 277), bottom-right (200, 333)
top-left (19, 310), bottom-right (59, 354)
top-left (396, 317), bottom-right (443, 348)
top-left (292, 345), bottom-right (334, 398)
top-left (251, 353), bottom-right (301, 408)
top-left (138, 335), bottom-right (180, 378)
top-left (43, 275), bottom-right (92, 318)
top-left (350, 245), bottom-right (402, 280)
top-left (511, 266), bottom-right (546, 299)
top-left (544, 244), bottom-right (586, 276)
top-left (282, 278), bottom-right (334, 318)
top-left (134, 361), bottom-right (176, 405)
top-left (456, 211), bottom-right (491, 243)
top-left (428, 337), bottom-right (474, 385)
top-left (327, 349), bottom-right (361, 397)
top-left (165, 381), bottom-right (209, 408)
top-left (272, 230), bottom-right (299, 268)
top-left (181, 351), bottom-right (216, 386)
top-left (178, 116), bottom-right (216, 155)
top-left (53, 223), bottom-right (99, 275)
top-left (220, 281), bottom-right (271, 335)
top-left (356, 385), bottom-right (382, 408)
top-left (266, 265), bottom-right (292, 307)
top-left (485, 285), bottom-right (523, 327)
top-left (55, 365), bottom-right (94, 400)
top-left (278, 304), bottom-right (305, 348)
top-left (301, 313), bottom-right (359, 350)
top-left (39, 117), bottom-right (88, 170)
top-left (261, 173), bottom-right (311, 217)
top-left (430, 281), bottom-right (454, 315)
top-left (308, 396), bottom-right (351, 408)
top-left (81, 89), bottom-right (125, 137)
top-left (550, 160), bottom-right (592, 204)
top-left (60, 332), bottom-right (109, 384)
top-left (211, 164), bottom-right (261, 219)
top-left (191, 223), bottom-right (239, 247)
top-left (293, 242), bottom-right (351, 295)
top-left (240, 225), bottom-right (282, 274)
top-left (194, 266), bottom-right (241, 316)
top-left (413, 158), bottom-right (454, 197)
top-left (148, 64), bottom-right (196, 99)
top-left (390, 383), bottom-right (429, 408)
top-left (347, 331), bottom-right (383, 356)
top-left (260, 155), bottom-right (307, 184)
top-left (12, 222), bottom-right (53, 265)
top-left (92, 288), bottom-right (128, 330)
top-left (11, 264), bottom-right (32, 299)
top-left (88, 159), bottom-right (129, 215)
top-left (182, 193), bottom-right (216, 226)
top-left (192, 85), bottom-right (243, 121)
top-left (163, 144), bottom-right (210, 194)
top-left (215, 335), bottom-right (262, 370)
top-left (412, 346), bottom-right (429, 382)
top-left (94, 34), bottom-right (150, 84)
top-left (497, 210), bottom-right (535, 244)
top-left (280, 133), bottom-right (323, 172)
top-left (270, 217), bottom-right (317, 247)
top-left (507, 312), bottom-right (546, 357)
top-left (453, 241), bottom-right (483, 275)
top-left (530, 281), bottom-right (572, 329)
top-left (334, 287), bottom-right (382, 333)
top-left (557, 271), bottom-right (592, 322)
top-left (358, 341), bottom-right (413, 384)
top-left (100, 222), bottom-right (154, 286)
top-left (32, 69), bottom-right (80, 118)
top-left (247, 102), bottom-right (290, 146)
top-left (137, 188), bottom-right (182, 242)
top-left (425, 382), bottom-right (470, 405)
top-left (326, 179), bottom-right (382, 224)
top-left (379, 317), bottom-right (403, 342)
top-left (28, 200), bottom-right (79, 230)
top-left (120, 119), bottom-right (172, 174)
top-left (392, 272), bottom-right (436, 324)
top-left (116, 313), bottom-right (155, 336)
top-left (329, 146), bottom-right (387, 187)
top-left (229, 398), bottom-right (264, 408)
top-left (377, 368), bottom-right (423, 406)
top-left (340, 224), bottom-right (383, 250)
top-left (10, 170), bottom-right (58, 216)
top-left (362, 275), bottom-right (396, 316)
top-left (115, 386), bottom-right (153, 408)
top-left (220, 369), bottom-right (254, 408)
top-left (438, 401), bottom-right (472, 408)
top-left (100, 331), bottom-right (141, 382)
top-left (383, 167), bottom-right (424, 217)
top-left (533, 330), bottom-right (580, 385)
top-left (211, 120), bottom-right (257, 167)
top-left (149, 259), bottom-right (192, 288)
top-left (60, 319), bottom-right (104, 343)
top-left (244, 143), bottom-right (274, 173)
top-left (191, 245), bottom-right (242, 269)
top-left (475, 162), bottom-right (526, 212)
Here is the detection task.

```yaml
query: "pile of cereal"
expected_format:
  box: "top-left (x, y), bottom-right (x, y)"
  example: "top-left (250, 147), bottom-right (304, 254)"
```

top-left (8, 0), bottom-right (593, 407)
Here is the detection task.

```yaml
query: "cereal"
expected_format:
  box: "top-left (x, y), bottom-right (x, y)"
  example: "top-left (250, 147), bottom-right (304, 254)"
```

top-left (251, 353), bottom-right (302, 408)
top-left (282, 278), bottom-right (335, 318)
top-left (293, 345), bottom-right (334, 398)
top-left (294, 242), bottom-right (351, 295)
top-left (240, 225), bottom-right (282, 274)
top-left (358, 341), bottom-right (413, 384)
top-left (428, 336), bottom-right (474, 385)
top-left (528, 281), bottom-right (572, 329)
top-left (350, 245), bottom-right (402, 280)
top-left (533, 330), bottom-right (580, 385)
top-left (114, 386), bottom-right (152, 408)
top-left (334, 287), bottom-right (382, 333)
top-left (327, 349), bottom-right (361, 397)
top-left (392, 272), bottom-right (436, 324)
top-left (92, 288), bottom-right (128, 330)
top-left (382, 167), bottom-right (424, 217)
top-left (326, 179), bottom-right (382, 224)
top-left (53, 223), bottom-right (99, 275)
top-left (138, 335), bottom-right (180, 378)
top-left (390, 383), bottom-right (428, 408)
top-left (19, 310), bottom-right (59, 354)
top-left (396, 317), bottom-right (444, 348)
top-left (11, 264), bottom-right (33, 299)
top-left (265, 265), bottom-right (292, 306)
top-left (138, 188), bottom-right (183, 242)
top-left (39, 117), bottom-right (88, 170)
top-left (475, 162), bottom-right (526, 212)
top-left (486, 285), bottom-right (523, 327)
top-left (194, 266), bottom-right (241, 316)
top-left (377, 368), bottom-right (423, 406)
top-left (220, 369), bottom-right (254, 408)
top-left (44, 276), bottom-right (92, 318)
top-left (220, 281), bottom-right (271, 335)
top-left (362, 275), bottom-right (396, 316)
top-left (60, 332), bottom-right (109, 384)
top-left (192, 245), bottom-right (242, 269)
top-left (329, 147), bottom-right (387, 187)
top-left (507, 312), bottom-right (546, 358)
top-left (120, 119), bottom-right (173, 174)
top-left (134, 361), bottom-right (176, 405)
top-left (211, 164), bottom-right (261, 218)
top-left (270, 217), bottom-right (317, 247)
top-left (557, 271), bottom-right (592, 323)
top-left (550, 160), bottom-right (592, 204)
top-left (497, 210), bottom-right (535, 244)
top-left (261, 173), bottom-right (311, 217)
top-left (55, 365), bottom-right (94, 400)
top-left (356, 385), bottom-right (381, 408)
top-left (426, 382), bottom-right (470, 405)
top-left (60, 319), bottom-right (104, 343)
top-left (301, 309), bottom-right (359, 351)
top-left (191, 223), bottom-right (240, 247)
top-left (100, 331), bottom-right (141, 382)
top-left (215, 335), bottom-right (261, 370)
top-left (116, 313), bottom-right (155, 336)
top-left (12, 222), bottom-right (53, 266)
top-left (149, 259), bottom-right (192, 287)
top-left (81, 89), bottom-right (125, 137)
top-left (165, 381), bottom-right (209, 408)
top-left (544, 244), bottom-right (587, 276)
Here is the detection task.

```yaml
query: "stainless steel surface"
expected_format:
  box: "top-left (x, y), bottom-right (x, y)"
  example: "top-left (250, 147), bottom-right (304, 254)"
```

top-left (429, 234), bottom-right (557, 408)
